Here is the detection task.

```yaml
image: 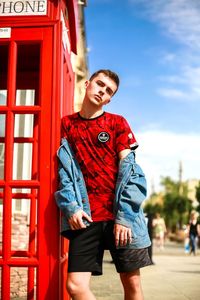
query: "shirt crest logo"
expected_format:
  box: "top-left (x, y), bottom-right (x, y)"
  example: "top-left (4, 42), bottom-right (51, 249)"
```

top-left (98, 132), bottom-right (110, 143)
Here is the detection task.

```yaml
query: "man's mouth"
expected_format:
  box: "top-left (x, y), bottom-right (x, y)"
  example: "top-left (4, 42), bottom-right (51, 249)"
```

top-left (94, 95), bottom-right (102, 102)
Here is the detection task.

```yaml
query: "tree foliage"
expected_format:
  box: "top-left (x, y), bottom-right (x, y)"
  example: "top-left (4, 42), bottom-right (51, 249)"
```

top-left (161, 176), bottom-right (192, 231)
top-left (144, 176), bottom-right (192, 232)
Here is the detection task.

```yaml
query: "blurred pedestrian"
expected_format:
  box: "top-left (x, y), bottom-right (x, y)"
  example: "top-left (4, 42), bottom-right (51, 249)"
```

top-left (188, 210), bottom-right (200, 255)
top-left (146, 212), bottom-right (154, 263)
top-left (183, 224), bottom-right (190, 254)
top-left (153, 213), bottom-right (167, 250)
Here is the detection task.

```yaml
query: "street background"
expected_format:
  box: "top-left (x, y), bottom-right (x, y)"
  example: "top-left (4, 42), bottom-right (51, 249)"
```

top-left (90, 240), bottom-right (200, 300)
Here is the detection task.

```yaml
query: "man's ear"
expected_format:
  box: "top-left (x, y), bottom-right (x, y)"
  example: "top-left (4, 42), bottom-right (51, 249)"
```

top-left (85, 80), bottom-right (90, 88)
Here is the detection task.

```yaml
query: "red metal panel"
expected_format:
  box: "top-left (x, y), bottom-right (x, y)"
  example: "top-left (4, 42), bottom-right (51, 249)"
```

top-left (1, 40), bottom-right (17, 300)
top-left (36, 26), bottom-right (60, 300)
top-left (28, 267), bottom-right (35, 300)
top-left (0, 26), bottom-right (59, 300)
top-left (65, 0), bottom-right (78, 54)
top-left (51, 17), bottom-right (75, 300)
top-left (0, 3), bottom-right (78, 299)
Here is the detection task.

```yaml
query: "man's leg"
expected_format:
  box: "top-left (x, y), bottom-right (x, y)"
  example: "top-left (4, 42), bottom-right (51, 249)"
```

top-left (65, 223), bottom-right (104, 299)
top-left (67, 272), bottom-right (96, 300)
top-left (120, 270), bottom-right (144, 300)
top-left (106, 222), bottom-right (151, 300)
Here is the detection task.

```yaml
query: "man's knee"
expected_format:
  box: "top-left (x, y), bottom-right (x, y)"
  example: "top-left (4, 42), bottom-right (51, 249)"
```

top-left (67, 277), bottom-right (81, 295)
top-left (120, 270), bottom-right (141, 292)
top-left (66, 274), bottom-right (89, 296)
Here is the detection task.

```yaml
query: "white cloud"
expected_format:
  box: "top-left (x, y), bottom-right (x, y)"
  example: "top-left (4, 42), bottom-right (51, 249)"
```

top-left (157, 88), bottom-right (188, 100)
top-left (158, 75), bottom-right (186, 85)
top-left (129, 0), bottom-right (200, 103)
top-left (157, 66), bottom-right (200, 101)
top-left (136, 130), bottom-right (200, 195)
top-left (130, 0), bottom-right (200, 50)
top-left (162, 52), bottom-right (176, 63)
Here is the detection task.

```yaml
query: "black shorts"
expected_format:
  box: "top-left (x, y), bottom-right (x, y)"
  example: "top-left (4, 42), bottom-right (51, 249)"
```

top-left (63, 221), bottom-right (152, 275)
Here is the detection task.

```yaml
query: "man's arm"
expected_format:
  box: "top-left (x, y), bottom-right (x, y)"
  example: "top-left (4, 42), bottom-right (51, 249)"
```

top-left (55, 145), bottom-right (92, 230)
top-left (55, 164), bottom-right (93, 230)
top-left (114, 148), bottom-right (132, 246)
top-left (118, 148), bottom-right (131, 160)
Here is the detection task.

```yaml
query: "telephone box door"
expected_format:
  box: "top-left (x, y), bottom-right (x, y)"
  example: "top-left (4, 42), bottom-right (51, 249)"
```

top-left (0, 26), bottom-right (59, 299)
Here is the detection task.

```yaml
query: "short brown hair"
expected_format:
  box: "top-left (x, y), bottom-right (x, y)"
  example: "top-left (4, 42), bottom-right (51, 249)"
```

top-left (89, 69), bottom-right (120, 90)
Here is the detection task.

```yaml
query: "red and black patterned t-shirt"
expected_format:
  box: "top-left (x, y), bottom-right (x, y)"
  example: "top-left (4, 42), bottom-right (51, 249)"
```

top-left (61, 112), bottom-right (138, 222)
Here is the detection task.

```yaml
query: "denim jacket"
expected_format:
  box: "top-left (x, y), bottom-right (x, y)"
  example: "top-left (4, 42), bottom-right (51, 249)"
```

top-left (55, 138), bottom-right (151, 249)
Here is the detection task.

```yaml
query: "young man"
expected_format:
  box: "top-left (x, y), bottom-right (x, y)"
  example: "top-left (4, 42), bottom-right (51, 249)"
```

top-left (55, 69), bottom-right (151, 300)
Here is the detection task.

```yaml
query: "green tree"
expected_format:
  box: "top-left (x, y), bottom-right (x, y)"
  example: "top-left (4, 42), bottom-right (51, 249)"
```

top-left (163, 193), bottom-right (177, 232)
top-left (174, 195), bottom-right (192, 228)
top-left (161, 176), bottom-right (192, 232)
top-left (144, 202), bottom-right (162, 216)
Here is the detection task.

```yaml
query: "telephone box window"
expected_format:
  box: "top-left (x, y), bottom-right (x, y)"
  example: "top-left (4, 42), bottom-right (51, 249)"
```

top-left (10, 267), bottom-right (37, 299)
top-left (0, 114), bottom-right (5, 137)
top-left (0, 189), bottom-right (3, 257)
top-left (0, 267), bottom-right (2, 292)
top-left (0, 45), bottom-right (8, 106)
top-left (13, 143), bottom-right (33, 180)
top-left (11, 188), bottom-right (38, 254)
top-left (16, 44), bottom-right (40, 106)
top-left (0, 143), bottom-right (5, 180)
top-left (14, 114), bottom-right (34, 138)
top-left (0, 90), bottom-right (7, 106)
top-left (16, 89), bottom-right (35, 106)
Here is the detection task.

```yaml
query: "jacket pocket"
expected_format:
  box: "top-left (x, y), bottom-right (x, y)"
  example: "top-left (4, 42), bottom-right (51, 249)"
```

top-left (131, 213), bottom-right (148, 239)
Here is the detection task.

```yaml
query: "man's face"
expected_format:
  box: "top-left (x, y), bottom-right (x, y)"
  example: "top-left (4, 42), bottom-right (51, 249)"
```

top-left (85, 73), bottom-right (118, 107)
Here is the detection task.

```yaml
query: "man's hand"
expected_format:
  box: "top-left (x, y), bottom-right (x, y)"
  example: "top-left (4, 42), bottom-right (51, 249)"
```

top-left (114, 223), bottom-right (132, 247)
top-left (68, 210), bottom-right (93, 230)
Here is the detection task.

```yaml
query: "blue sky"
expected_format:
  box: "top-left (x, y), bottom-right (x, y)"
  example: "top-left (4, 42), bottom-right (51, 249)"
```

top-left (85, 0), bottom-right (200, 194)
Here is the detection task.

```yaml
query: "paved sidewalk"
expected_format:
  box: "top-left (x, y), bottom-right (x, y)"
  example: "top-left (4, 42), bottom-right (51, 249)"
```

top-left (90, 241), bottom-right (200, 300)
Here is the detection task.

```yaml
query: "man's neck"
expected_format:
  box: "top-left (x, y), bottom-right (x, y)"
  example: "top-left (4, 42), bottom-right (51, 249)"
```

top-left (79, 107), bottom-right (104, 119)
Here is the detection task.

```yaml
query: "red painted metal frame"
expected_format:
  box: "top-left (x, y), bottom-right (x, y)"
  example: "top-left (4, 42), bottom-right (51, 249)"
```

top-left (0, 1), bottom-right (78, 299)
top-left (51, 19), bottom-right (74, 300)
top-left (0, 27), bottom-right (60, 300)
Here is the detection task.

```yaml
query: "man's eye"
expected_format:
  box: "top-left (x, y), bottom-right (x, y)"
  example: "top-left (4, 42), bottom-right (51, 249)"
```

top-left (97, 81), bottom-right (104, 86)
top-left (107, 89), bottom-right (113, 96)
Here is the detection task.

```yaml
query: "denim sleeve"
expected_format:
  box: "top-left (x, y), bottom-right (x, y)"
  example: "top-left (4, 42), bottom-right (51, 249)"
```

top-left (54, 160), bottom-right (82, 219)
top-left (115, 162), bottom-right (147, 226)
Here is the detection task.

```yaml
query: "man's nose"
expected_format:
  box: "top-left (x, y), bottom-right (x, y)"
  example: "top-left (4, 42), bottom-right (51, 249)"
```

top-left (99, 90), bottom-right (104, 96)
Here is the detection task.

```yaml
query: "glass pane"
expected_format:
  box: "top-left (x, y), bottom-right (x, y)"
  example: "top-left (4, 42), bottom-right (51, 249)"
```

top-left (0, 44), bottom-right (8, 105)
top-left (13, 143), bottom-right (33, 180)
top-left (16, 44), bottom-right (40, 106)
top-left (10, 267), bottom-right (27, 299)
top-left (11, 188), bottom-right (38, 254)
top-left (0, 267), bottom-right (2, 296)
top-left (0, 114), bottom-right (6, 137)
top-left (14, 114), bottom-right (34, 138)
top-left (0, 190), bottom-right (3, 257)
top-left (0, 143), bottom-right (5, 179)
top-left (12, 201), bottom-right (29, 251)
top-left (10, 267), bottom-right (37, 299)
top-left (16, 89), bottom-right (35, 106)
top-left (0, 90), bottom-right (7, 106)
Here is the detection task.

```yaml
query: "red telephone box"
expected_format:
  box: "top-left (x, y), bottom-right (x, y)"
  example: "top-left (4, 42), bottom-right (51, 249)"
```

top-left (0, 1), bottom-right (79, 299)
